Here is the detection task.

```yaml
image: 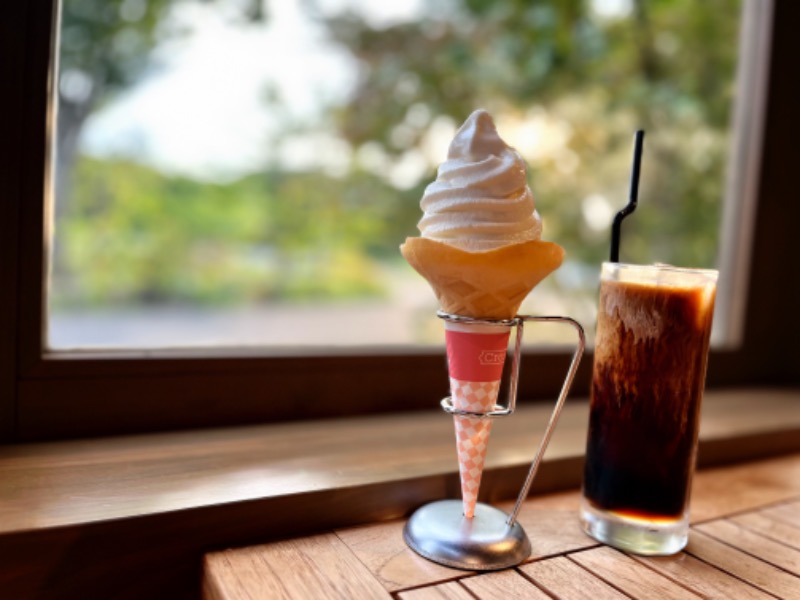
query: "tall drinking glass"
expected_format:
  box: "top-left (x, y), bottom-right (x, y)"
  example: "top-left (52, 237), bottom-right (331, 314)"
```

top-left (580, 262), bottom-right (718, 555)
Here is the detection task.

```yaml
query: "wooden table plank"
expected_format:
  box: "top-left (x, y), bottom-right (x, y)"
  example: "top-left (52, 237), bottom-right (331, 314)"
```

top-left (732, 507), bottom-right (800, 550)
top-left (397, 581), bottom-right (474, 600)
top-left (761, 500), bottom-right (800, 528)
top-left (334, 521), bottom-right (467, 592)
top-left (689, 454), bottom-right (800, 523)
top-left (514, 508), bottom-right (598, 561)
top-left (569, 546), bottom-right (701, 599)
top-left (203, 533), bottom-right (392, 600)
top-left (203, 553), bottom-right (266, 600)
top-left (459, 570), bottom-right (551, 599)
top-left (519, 556), bottom-right (629, 600)
top-left (696, 518), bottom-right (800, 574)
top-left (686, 529), bottom-right (800, 599)
top-left (499, 489), bottom-right (581, 512)
top-left (631, 551), bottom-right (773, 599)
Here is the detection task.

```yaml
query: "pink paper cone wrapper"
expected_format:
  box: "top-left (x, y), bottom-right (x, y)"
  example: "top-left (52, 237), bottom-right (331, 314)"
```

top-left (445, 322), bottom-right (510, 518)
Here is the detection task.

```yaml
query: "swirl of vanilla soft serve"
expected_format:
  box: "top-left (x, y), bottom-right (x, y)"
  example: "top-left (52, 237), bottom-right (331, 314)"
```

top-left (418, 109), bottom-right (542, 251)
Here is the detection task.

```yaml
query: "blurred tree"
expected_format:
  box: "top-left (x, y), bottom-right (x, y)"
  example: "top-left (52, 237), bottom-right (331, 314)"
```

top-left (58, 0), bottom-right (267, 181)
top-left (314, 0), bottom-right (740, 268)
top-left (55, 0), bottom-right (264, 278)
top-left (60, 157), bottom-right (392, 305)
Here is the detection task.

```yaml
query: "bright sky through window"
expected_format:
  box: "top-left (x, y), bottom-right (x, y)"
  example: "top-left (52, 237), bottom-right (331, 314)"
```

top-left (81, 0), bottom-right (427, 181)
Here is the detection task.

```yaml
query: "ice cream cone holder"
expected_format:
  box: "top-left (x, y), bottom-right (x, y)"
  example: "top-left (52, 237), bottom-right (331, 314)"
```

top-left (404, 311), bottom-right (586, 571)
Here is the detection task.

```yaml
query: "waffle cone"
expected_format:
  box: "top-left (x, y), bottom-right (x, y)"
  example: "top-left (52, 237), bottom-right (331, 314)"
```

top-left (400, 237), bottom-right (565, 319)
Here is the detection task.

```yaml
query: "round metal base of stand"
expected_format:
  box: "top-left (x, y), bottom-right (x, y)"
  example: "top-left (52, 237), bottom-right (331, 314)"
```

top-left (403, 500), bottom-right (531, 571)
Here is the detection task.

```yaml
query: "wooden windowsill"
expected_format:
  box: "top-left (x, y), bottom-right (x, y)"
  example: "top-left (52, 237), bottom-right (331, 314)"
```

top-left (0, 387), bottom-right (798, 597)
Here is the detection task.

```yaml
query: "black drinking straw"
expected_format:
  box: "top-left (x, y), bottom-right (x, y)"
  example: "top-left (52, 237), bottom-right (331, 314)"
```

top-left (610, 130), bottom-right (645, 263)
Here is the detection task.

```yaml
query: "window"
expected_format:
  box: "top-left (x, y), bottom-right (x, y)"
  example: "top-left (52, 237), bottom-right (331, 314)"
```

top-left (1, 0), bottom-right (797, 442)
top-left (52, 0), bottom-right (742, 350)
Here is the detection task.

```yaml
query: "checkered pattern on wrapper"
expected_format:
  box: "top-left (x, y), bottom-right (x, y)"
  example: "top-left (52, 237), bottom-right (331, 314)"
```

top-left (450, 378), bottom-right (501, 518)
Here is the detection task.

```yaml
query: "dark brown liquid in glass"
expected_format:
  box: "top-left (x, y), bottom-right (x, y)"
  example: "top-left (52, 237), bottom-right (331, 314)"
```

top-left (583, 278), bottom-right (715, 520)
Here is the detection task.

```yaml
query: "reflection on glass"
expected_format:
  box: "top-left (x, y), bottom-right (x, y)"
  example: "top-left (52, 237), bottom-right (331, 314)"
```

top-left (49, 0), bottom-right (742, 349)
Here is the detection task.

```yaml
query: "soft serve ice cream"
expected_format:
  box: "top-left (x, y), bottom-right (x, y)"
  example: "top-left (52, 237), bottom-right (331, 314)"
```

top-left (418, 109), bottom-right (543, 251)
top-left (401, 109), bottom-right (563, 320)
top-left (400, 109), bottom-right (564, 518)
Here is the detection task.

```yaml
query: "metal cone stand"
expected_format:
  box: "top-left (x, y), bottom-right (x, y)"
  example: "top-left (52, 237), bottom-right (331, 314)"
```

top-left (403, 312), bottom-right (586, 571)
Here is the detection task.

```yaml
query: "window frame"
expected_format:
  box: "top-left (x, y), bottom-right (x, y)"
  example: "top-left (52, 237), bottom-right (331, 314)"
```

top-left (1, 0), bottom-right (797, 442)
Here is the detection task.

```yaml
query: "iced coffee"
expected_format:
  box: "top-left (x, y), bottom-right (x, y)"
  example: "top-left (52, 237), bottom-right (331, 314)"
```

top-left (580, 262), bottom-right (717, 555)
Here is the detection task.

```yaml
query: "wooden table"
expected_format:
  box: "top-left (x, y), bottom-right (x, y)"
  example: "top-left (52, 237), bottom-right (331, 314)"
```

top-left (204, 453), bottom-right (800, 599)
